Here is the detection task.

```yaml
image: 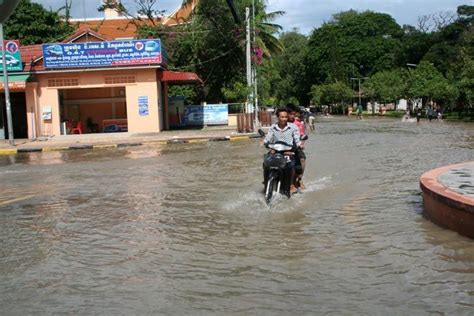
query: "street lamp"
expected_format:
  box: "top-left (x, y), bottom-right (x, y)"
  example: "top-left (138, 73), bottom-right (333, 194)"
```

top-left (350, 77), bottom-right (369, 108)
top-left (0, 0), bottom-right (21, 145)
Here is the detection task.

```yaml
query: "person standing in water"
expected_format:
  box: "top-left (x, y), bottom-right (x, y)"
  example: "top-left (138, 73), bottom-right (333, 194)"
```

top-left (356, 104), bottom-right (363, 120)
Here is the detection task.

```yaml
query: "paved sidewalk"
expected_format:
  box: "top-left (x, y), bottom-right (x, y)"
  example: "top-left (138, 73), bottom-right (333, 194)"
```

top-left (0, 127), bottom-right (262, 155)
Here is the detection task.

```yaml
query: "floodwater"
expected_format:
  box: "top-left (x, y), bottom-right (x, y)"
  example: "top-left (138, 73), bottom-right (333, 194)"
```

top-left (1, 117), bottom-right (473, 314)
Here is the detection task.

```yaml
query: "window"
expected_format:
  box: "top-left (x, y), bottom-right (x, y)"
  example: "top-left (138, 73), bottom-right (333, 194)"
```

top-left (47, 78), bottom-right (79, 87)
top-left (104, 76), bottom-right (136, 84)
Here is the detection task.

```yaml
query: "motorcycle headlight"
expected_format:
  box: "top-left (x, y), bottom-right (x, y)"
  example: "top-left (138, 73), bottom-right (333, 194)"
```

top-left (264, 153), bottom-right (287, 168)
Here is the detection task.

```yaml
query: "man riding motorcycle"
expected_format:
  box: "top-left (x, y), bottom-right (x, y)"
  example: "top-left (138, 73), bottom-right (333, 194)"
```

top-left (263, 107), bottom-right (302, 196)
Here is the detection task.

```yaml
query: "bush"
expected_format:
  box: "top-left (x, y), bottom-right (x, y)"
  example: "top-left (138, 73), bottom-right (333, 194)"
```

top-left (384, 110), bottom-right (404, 118)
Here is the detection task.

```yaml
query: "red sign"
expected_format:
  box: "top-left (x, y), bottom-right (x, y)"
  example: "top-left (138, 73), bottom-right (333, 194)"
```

top-left (1, 40), bottom-right (19, 52)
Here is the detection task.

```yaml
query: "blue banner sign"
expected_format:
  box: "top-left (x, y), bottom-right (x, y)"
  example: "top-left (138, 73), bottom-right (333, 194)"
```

top-left (184, 104), bottom-right (228, 125)
top-left (42, 39), bottom-right (162, 69)
top-left (138, 96), bottom-right (149, 116)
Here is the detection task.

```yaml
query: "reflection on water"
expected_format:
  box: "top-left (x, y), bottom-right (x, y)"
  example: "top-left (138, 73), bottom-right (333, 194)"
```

top-left (0, 118), bottom-right (473, 314)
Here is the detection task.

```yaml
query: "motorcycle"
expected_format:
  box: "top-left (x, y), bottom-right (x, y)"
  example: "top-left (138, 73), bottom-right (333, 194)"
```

top-left (259, 129), bottom-right (308, 204)
top-left (263, 141), bottom-right (295, 203)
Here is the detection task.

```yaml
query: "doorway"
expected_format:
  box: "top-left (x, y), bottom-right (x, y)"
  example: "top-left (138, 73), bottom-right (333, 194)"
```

top-left (59, 87), bottom-right (128, 134)
top-left (0, 92), bottom-right (27, 139)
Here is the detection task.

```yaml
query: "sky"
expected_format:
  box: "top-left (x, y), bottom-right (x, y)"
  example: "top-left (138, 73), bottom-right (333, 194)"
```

top-left (34, 0), bottom-right (469, 34)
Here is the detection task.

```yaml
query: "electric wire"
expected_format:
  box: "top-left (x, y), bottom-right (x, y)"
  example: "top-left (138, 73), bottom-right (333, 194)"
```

top-left (168, 46), bottom-right (240, 71)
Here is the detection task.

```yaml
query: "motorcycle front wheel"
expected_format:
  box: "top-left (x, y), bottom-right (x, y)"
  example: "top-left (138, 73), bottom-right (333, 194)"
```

top-left (265, 172), bottom-right (277, 204)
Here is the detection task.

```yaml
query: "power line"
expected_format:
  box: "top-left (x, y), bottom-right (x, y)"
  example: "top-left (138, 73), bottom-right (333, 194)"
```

top-left (168, 46), bottom-right (239, 71)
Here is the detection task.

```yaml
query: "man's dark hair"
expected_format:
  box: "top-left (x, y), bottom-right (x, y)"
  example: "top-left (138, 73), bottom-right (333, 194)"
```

top-left (286, 103), bottom-right (299, 113)
top-left (275, 107), bottom-right (289, 117)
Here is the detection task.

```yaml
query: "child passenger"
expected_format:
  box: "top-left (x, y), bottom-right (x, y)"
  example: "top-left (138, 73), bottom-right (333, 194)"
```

top-left (293, 111), bottom-right (306, 190)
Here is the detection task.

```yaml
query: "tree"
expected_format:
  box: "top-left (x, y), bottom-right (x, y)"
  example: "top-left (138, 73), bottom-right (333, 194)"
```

top-left (135, 0), bottom-right (283, 103)
top-left (405, 61), bottom-right (458, 109)
top-left (252, 6), bottom-right (285, 58)
top-left (423, 5), bottom-right (473, 76)
top-left (310, 81), bottom-right (353, 113)
top-left (395, 25), bottom-right (434, 67)
top-left (364, 69), bottom-right (407, 108)
top-left (268, 30), bottom-right (309, 106)
top-left (306, 10), bottom-right (403, 86)
top-left (459, 60), bottom-right (474, 107)
top-left (4, 0), bottom-right (75, 44)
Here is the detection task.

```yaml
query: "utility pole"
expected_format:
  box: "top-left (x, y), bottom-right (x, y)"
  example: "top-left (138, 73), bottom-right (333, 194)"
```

top-left (350, 77), bottom-right (368, 108)
top-left (350, 78), bottom-right (362, 106)
top-left (0, 24), bottom-right (15, 145)
top-left (0, 0), bottom-right (20, 146)
top-left (252, 0), bottom-right (259, 127)
top-left (245, 7), bottom-right (252, 114)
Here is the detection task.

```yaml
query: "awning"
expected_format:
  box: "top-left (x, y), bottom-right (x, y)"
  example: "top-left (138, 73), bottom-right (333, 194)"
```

top-left (0, 74), bottom-right (30, 92)
top-left (157, 71), bottom-right (203, 85)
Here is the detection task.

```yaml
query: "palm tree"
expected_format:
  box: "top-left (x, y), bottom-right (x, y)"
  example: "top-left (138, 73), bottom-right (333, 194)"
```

top-left (183, 0), bottom-right (284, 58)
top-left (253, 6), bottom-right (285, 58)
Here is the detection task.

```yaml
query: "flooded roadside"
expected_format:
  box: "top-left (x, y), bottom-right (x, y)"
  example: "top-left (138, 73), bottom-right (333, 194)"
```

top-left (1, 117), bottom-right (473, 314)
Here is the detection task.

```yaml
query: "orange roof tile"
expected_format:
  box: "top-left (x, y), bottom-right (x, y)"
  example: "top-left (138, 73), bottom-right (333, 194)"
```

top-left (62, 26), bottom-right (112, 42)
top-left (75, 18), bottom-right (160, 40)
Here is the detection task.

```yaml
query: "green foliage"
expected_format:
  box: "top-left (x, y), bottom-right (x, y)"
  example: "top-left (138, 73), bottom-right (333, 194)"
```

top-left (402, 61), bottom-right (459, 107)
top-left (306, 10), bottom-right (403, 84)
top-left (8, 0), bottom-right (471, 117)
top-left (222, 80), bottom-right (249, 102)
top-left (257, 58), bottom-right (280, 106)
top-left (4, 0), bottom-right (75, 44)
top-left (168, 85), bottom-right (197, 105)
top-left (310, 81), bottom-right (353, 106)
top-left (458, 60), bottom-right (474, 106)
top-left (364, 69), bottom-right (407, 104)
top-left (430, 78), bottom-right (459, 105)
top-left (384, 110), bottom-right (405, 118)
top-left (395, 25), bottom-right (434, 67)
top-left (268, 30), bottom-right (309, 106)
top-left (458, 5), bottom-right (474, 17)
top-left (137, 0), bottom-right (283, 103)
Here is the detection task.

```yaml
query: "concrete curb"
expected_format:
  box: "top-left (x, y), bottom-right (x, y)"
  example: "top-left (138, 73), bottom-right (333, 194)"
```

top-left (0, 133), bottom-right (261, 156)
top-left (0, 148), bottom-right (17, 155)
top-left (420, 162), bottom-right (474, 239)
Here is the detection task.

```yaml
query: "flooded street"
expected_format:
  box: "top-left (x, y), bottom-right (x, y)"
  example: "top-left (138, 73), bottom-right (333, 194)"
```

top-left (1, 117), bottom-right (473, 314)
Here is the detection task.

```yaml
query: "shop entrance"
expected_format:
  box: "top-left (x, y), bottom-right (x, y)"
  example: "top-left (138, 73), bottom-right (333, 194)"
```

top-left (0, 92), bottom-right (27, 139)
top-left (59, 87), bottom-right (127, 134)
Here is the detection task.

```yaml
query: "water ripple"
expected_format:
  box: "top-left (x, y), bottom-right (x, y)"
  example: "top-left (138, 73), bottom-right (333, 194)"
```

top-left (0, 118), bottom-right (473, 314)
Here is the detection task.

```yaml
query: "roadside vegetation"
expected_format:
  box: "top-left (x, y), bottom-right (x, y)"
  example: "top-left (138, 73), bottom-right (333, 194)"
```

top-left (4, 0), bottom-right (474, 119)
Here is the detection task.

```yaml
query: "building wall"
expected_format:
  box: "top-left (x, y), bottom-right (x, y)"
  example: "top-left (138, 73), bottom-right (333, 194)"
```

top-left (31, 68), bottom-right (161, 136)
top-left (126, 74), bottom-right (161, 133)
top-left (25, 83), bottom-right (39, 139)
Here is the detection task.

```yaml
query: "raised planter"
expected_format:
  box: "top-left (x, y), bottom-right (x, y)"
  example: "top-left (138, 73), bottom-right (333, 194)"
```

top-left (420, 162), bottom-right (474, 239)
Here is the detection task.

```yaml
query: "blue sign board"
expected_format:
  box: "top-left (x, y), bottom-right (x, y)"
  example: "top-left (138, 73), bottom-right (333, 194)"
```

top-left (138, 96), bottom-right (149, 116)
top-left (184, 104), bottom-right (228, 125)
top-left (42, 39), bottom-right (162, 69)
